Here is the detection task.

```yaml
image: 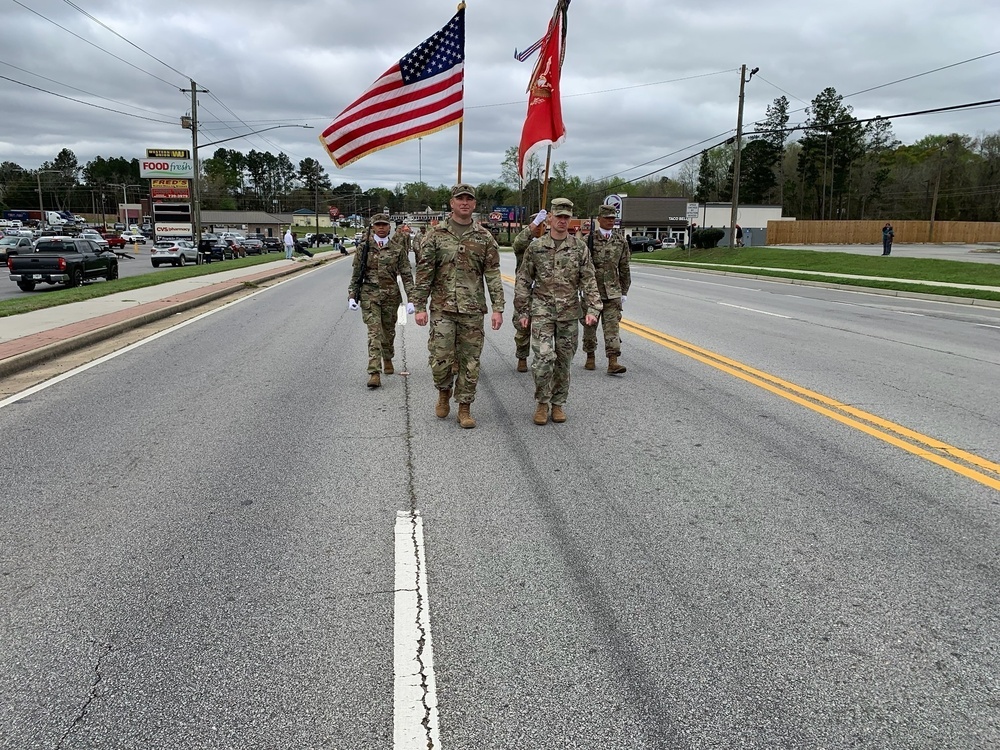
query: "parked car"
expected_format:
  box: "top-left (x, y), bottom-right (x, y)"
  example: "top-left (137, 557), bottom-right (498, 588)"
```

top-left (7, 236), bottom-right (118, 291)
top-left (151, 240), bottom-right (198, 267)
top-left (224, 237), bottom-right (247, 258)
top-left (120, 232), bottom-right (147, 244)
top-left (199, 240), bottom-right (234, 263)
top-left (659, 237), bottom-right (678, 249)
top-left (627, 235), bottom-right (661, 252)
top-left (101, 232), bottom-right (127, 249)
top-left (263, 237), bottom-right (282, 252)
top-left (242, 238), bottom-right (264, 255)
top-left (79, 230), bottom-right (110, 250)
top-left (112, 222), bottom-right (125, 231)
top-left (0, 234), bottom-right (34, 262)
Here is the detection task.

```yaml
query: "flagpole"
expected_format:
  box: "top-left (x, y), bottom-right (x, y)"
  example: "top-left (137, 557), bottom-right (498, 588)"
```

top-left (456, 1), bottom-right (466, 184)
top-left (540, 146), bottom-right (552, 210)
top-left (457, 121), bottom-right (464, 183)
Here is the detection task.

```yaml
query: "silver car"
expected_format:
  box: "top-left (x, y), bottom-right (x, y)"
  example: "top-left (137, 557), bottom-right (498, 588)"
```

top-left (151, 239), bottom-right (198, 268)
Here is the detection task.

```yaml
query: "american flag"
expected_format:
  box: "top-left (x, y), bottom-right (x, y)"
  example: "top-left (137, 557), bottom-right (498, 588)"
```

top-left (320, 9), bottom-right (465, 169)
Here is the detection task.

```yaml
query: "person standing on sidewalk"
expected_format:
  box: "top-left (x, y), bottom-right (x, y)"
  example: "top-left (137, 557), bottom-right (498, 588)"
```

top-left (882, 223), bottom-right (895, 255)
top-left (514, 197), bottom-right (602, 426)
top-left (413, 184), bottom-right (505, 429)
top-left (283, 228), bottom-right (294, 260)
top-left (348, 214), bottom-right (415, 389)
top-left (511, 209), bottom-right (548, 372)
top-left (581, 203), bottom-right (630, 375)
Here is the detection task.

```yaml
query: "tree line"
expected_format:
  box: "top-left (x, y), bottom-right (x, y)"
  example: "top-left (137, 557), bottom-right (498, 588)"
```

top-left (2, 86), bottom-right (998, 224)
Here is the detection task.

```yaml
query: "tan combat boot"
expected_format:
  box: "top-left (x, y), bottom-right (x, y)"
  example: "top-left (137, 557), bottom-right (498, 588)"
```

top-left (517, 357), bottom-right (528, 373)
top-left (607, 356), bottom-right (627, 375)
top-left (551, 405), bottom-right (566, 423)
top-left (435, 389), bottom-right (451, 418)
top-left (457, 403), bottom-right (476, 429)
top-left (383, 358), bottom-right (394, 375)
top-left (367, 372), bottom-right (381, 388)
top-left (533, 402), bottom-right (549, 425)
top-left (585, 352), bottom-right (596, 370)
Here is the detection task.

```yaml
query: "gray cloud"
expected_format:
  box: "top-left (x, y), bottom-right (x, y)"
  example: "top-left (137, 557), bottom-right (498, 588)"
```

top-left (3, 0), bottom-right (997, 192)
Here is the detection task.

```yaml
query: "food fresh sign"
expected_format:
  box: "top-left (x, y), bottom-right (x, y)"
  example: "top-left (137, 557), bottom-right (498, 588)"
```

top-left (140, 159), bottom-right (194, 179)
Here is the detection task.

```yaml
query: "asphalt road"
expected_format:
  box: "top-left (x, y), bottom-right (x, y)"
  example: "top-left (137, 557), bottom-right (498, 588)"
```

top-left (1, 258), bottom-right (997, 748)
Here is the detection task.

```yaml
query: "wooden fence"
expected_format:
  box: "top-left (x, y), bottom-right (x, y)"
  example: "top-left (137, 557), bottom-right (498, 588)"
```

top-left (766, 220), bottom-right (1000, 245)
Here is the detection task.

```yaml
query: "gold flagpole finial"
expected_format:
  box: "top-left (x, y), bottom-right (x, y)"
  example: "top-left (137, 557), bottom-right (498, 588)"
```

top-left (457, 1), bottom-right (466, 9)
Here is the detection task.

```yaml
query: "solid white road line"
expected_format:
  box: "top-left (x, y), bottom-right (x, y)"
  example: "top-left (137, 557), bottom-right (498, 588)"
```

top-left (717, 302), bottom-right (791, 318)
top-left (394, 510), bottom-right (440, 749)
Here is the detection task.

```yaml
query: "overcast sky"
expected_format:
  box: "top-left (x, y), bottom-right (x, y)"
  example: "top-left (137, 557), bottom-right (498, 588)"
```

top-left (3, 0), bottom-right (998, 193)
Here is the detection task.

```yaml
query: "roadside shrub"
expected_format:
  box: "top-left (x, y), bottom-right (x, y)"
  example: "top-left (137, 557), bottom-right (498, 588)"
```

top-left (693, 228), bottom-right (725, 248)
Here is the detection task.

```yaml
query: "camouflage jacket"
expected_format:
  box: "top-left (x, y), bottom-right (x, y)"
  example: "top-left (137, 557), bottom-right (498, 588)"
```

top-left (413, 220), bottom-right (505, 315)
top-left (587, 229), bottom-right (631, 299)
top-left (514, 233), bottom-right (602, 322)
top-left (348, 231), bottom-right (415, 302)
top-left (512, 224), bottom-right (543, 271)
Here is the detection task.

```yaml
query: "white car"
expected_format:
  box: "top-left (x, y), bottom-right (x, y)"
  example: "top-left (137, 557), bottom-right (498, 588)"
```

top-left (80, 231), bottom-right (110, 249)
top-left (121, 232), bottom-right (147, 244)
top-left (151, 239), bottom-right (197, 267)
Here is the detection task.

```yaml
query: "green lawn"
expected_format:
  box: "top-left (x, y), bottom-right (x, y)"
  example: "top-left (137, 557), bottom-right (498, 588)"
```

top-left (0, 250), bottom-right (331, 318)
top-left (631, 246), bottom-right (1000, 302)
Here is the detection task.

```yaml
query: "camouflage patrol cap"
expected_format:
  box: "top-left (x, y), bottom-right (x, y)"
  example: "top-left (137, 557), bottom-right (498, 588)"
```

top-left (598, 204), bottom-right (618, 218)
top-left (370, 213), bottom-right (391, 225)
top-left (550, 197), bottom-right (574, 217)
top-left (451, 183), bottom-right (477, 199)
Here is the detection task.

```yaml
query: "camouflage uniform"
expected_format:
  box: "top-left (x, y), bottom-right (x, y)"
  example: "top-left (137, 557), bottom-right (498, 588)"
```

top-left (514, 233), bottom-right (602, 407)
top-left (348, 229), bottom-right (415, 374)
top-left (413, 221), bottom-right (505, 404)
top-left (511, 224), bottom-right (539, 360)
top-left (582, 227), bottom-right (631, 357)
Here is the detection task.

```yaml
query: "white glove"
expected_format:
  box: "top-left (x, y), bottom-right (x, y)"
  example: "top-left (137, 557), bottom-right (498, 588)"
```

top-left (531, 209), bottom-right (547, 226)
top-left (348, 299), bottom-right (360, 311)
top-left (406, 302), bottom-right (415, 315)
top-left (620, 295), bottom-right (627, 309)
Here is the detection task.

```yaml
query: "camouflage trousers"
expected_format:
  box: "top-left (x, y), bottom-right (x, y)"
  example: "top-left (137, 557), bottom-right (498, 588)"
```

top-left (512, 309), bottom-right (530, 359)
top-left (582, 297), bottom-right (622, 357)
top-left (361, 291), bottom-right (401, 373)
top-left (428, 311), bottom-right (485, 404)
top-left (530, 317), bottom-right (579, 406)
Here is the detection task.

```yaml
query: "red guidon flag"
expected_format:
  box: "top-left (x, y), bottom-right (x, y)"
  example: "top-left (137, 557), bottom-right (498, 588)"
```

top-left (320, 8), bottom-right (465, 169)
top-left (518, 1), bottom-right (569, 181)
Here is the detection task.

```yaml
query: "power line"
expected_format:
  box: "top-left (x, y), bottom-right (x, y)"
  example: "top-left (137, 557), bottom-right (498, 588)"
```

top-left (0, 74), bottom-right (177, 125)
top-left (0, 58), bottom-right (178, 121)
top-left (10, 0), bottom-right (183, 90)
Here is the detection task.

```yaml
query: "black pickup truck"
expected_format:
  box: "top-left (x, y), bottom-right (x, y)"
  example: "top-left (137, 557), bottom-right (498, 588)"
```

top-left (7, 236), bottom-right (119, 291)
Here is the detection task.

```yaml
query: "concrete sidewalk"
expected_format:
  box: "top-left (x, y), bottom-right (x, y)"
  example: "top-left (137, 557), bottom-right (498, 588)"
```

top-left (0, 256), bottom-right (319, 377)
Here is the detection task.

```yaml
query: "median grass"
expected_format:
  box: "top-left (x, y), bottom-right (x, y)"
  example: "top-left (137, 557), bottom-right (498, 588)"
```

top-left (631, 246), bottom-right (1000, 302)
top-left (0, 251), bottom-right (321, 318)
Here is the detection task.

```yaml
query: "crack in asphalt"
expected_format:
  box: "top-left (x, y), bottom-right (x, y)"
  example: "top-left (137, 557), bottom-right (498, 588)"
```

top-left (55, 642), bottom-right (113, 750)
top-left (401, 331), bottom-right (436, 749)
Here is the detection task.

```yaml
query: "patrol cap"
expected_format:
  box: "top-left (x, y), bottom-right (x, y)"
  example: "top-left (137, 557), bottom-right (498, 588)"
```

top-left (550, 197), bottom-right (574, 217)
top-left (370, 213), bottom-right (391, 225)
top-left (451, 183), bottom-right (477, 199)
top-left (598, 204), bottom-right (618, 218)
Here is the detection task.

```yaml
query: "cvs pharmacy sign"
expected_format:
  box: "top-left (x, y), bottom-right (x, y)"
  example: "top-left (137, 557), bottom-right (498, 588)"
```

top-left (140, 159), bottom-right (194, 178)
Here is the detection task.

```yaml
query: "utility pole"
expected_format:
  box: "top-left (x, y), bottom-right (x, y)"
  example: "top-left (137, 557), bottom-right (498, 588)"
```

top-left (181, 80), bottom-right (209, 249)
top-left (728, 65), bottom-right (758, 248)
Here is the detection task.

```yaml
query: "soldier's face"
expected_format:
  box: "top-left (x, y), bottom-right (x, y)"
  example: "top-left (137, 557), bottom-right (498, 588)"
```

top-left (450, 195), bottom-right (476, 222)
top-left (598, 216), bottom-right (615, 230)
top-left (372, 223), bottom-right (391, 238)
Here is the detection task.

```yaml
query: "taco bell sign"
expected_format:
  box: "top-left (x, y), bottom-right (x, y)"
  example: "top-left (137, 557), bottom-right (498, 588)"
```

top-left (140, 159), bottom-right (194, 179)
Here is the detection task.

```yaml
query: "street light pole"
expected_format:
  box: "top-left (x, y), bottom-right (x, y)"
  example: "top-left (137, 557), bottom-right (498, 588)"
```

top-left (728, 65), bottom-right (758, 248)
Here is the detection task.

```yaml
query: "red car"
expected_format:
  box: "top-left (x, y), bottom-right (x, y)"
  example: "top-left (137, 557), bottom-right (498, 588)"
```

top-left (101, 233), bottom-right (126, 249)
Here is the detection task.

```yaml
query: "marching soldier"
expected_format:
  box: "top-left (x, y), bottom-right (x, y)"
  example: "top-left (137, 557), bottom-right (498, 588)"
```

top-left (582, 203), bottom-right (631, 374)
top-left (511, 209), bottom-right (548, 372)
top-left (514, 197), bottom-right (601, 426)
top-left (413, 184), bottom-right (505, 429)
top-left (347, 214), bottom-right (415, 388)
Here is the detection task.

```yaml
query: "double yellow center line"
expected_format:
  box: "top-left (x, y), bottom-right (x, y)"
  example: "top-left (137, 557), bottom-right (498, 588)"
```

top-left (621, 319), bottom-right (1000, 492)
